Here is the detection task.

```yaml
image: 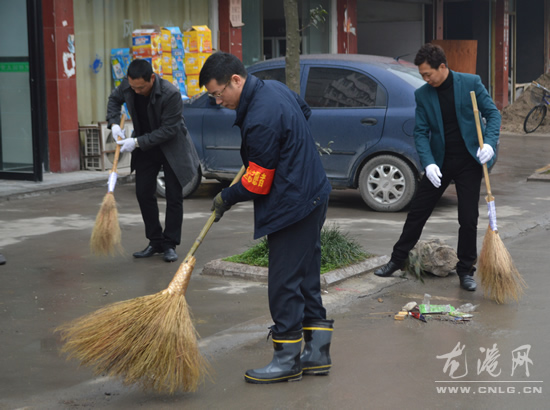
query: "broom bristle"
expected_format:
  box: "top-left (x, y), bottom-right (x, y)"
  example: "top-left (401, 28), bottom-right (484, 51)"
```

top-left (478, 225), bottom-right (527, 304)
top-left (90, 193), bottom-right (122, 256)
top-left (56, 260), bottom-right (210, 394)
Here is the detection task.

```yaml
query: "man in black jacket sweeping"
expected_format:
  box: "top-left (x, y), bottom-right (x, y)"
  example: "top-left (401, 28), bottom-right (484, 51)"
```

top-left (107, 59), bottom-right (199, 262)
top-left (200, 52), bottom-right (334, 384)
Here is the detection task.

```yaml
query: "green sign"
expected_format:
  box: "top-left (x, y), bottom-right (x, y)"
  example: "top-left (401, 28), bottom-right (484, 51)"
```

top-left (0, 62), bottom-right (29, 72)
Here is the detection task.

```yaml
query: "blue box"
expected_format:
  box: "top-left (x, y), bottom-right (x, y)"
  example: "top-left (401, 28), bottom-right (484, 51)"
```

top-left (110, 48), bottom-right (131, 81)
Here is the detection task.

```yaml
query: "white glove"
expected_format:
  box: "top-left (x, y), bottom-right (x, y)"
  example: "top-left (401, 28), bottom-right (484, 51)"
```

top-left (111, 124), bottom-right (126, 141)
top-left (476, 144), bottom-right (494, 164)
top-left (425, 164), bottom-right (442, 188)
top-left (117, 138), bottom-right (136, 153)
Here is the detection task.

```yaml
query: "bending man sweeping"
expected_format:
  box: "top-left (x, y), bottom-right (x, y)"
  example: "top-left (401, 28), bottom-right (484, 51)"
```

top-left (107, 59), bottom-right (199, 263)
top-left (199, 52), bottom-right (334, 384)
top-left (374, 43), bottom-right (501, 291)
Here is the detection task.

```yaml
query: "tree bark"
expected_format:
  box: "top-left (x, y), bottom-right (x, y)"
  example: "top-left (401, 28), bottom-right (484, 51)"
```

top-left (284, 0), bottom-right (300, 94)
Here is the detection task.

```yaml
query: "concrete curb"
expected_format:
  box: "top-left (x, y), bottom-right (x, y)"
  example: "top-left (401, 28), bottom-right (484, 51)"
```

top-left (201, 254), bottom-right (390, 289)
top-left (527, 172), bottom-right (550, 182)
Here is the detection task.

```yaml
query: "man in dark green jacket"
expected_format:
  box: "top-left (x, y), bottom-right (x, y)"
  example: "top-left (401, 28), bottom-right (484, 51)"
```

top-left (107, 59), bottom-right (199, 262)
top-left (374, 43), bottom-right (501, 291)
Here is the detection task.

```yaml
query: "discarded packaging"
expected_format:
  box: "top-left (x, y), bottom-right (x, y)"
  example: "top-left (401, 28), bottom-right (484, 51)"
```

top-left (456, 303), bottom-right (478, 313)
top-left (394, 312), bottom-right (407, 321)
top-left (409, 311), bottom-right (427, 322)
top-left (422, 293), bottom-right (431, 312)
top-left (418, 304), bottom-right (455, 315)
top-left (402, 301), bottom-right (418, 311)
top-left (429, 315), bottom-right (471, 323)
top-left (449, 311), bottom-right (473, 318)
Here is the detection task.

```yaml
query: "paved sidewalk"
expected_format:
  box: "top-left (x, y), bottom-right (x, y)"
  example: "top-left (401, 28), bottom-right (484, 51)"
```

top-left (0, 170), bottom-right (134, 201)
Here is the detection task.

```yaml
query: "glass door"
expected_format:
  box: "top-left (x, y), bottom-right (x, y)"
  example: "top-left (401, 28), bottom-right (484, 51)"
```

top-left (0, 0), bottom-right (46, 181)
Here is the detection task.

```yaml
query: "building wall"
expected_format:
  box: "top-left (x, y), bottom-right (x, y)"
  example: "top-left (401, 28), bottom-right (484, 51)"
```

top-left (356, 0), bottom-right (424, 61)
top-left (43, 0), bottom-right (80, 173)
top-left (516, 0), bottom-right (545, 83)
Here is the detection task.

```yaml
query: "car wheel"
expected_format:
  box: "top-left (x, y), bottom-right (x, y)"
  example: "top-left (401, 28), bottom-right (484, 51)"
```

top-left (156, 166), bottom-right (202, 199)
top-left (358, 155), bottom-right (417, 212)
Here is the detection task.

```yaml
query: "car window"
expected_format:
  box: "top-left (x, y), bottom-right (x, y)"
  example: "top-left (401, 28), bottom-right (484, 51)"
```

top-left (386, 65), bottom-right (424, 89)
top-left (252, 68), bottom-right (286, 84)
top-left (305, 67), bottom-right (386, 108)
top-left (185, 92), bottom-right (215, 108)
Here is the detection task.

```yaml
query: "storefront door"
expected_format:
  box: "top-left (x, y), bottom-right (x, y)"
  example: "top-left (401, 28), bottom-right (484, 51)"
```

top-left (0, 0), bottom-right (46, 181)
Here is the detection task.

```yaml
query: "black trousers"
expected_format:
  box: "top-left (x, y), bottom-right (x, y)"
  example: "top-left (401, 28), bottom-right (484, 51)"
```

top-left (391, 154), bottom-right (482, 276)
top-left (133, 146), bottom-right (183, 250)
top-left (267, 200), bottom-right (328, 334)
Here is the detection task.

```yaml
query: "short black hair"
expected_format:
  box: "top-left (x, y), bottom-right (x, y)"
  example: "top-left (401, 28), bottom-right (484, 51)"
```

top-left (199, 52), bottom-right (247, 87)
top-left (127, 59), bottom-right (153, 81)
top-left (414, 43), bottom-right (447, 69)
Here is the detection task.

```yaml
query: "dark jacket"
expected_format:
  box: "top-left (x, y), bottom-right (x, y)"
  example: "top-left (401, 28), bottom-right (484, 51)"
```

top-left (413, 70), bottom-right (501, 169)
top-left (106, 76), bottom-right (199, 187)
top-left (222, 75), bottom-right (331, 239)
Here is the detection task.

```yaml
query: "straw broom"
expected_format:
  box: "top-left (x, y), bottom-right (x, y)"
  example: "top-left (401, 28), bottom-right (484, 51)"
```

top-left (470, 91), bottom-right (526, 303)
top-left (57, 165), bottom-right (247, 394)
top-left (90, 114), bottom-right (127, 256)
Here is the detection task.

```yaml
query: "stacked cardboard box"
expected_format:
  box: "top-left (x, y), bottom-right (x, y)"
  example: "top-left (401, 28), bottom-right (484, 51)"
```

top-left (165, 26), bottom-right (187, 96)
top-left (131, 27), bottom-right (188, 98)
top-left (183, 25), bottom-right (212, 97)
top-left (160, 28), bottom-right (172, 81)
top-left (131, 29), bottom-right (163, 76)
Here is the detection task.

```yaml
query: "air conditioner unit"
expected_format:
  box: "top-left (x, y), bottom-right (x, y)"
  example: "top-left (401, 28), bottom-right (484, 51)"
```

top-left (82, 121), bottom-right (133, 171)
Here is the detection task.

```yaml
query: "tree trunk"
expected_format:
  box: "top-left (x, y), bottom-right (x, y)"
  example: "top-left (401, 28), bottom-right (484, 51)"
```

top-left (284, 0), bottom-right (300, 94)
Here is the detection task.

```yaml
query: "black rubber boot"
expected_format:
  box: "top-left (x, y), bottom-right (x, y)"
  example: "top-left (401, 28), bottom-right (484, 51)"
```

top-left (244, 329), bottom-right (303, 384)
top-left (300, 319), bottom-right (334, 375)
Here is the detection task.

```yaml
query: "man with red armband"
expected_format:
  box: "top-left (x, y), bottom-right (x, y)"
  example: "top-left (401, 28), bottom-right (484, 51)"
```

top-left (200, 52), bottom-right (334, 384)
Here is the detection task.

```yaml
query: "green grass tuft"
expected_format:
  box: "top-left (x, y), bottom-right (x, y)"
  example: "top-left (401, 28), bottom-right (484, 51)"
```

top-left (223, 225), bottom-right (371, 274)
top-left (224, 237), bottom-right (270, 267)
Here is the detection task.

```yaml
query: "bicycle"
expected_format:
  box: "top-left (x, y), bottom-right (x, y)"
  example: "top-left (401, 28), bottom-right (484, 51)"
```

top-left (523, 81), bottom-right (550, 133)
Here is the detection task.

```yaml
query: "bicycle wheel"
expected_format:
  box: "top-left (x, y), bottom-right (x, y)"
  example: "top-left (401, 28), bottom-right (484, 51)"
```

top-left (523, 104), bottom-right (547, 133)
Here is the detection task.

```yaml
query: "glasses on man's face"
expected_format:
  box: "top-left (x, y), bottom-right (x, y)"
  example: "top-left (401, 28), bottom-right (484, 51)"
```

top-left (208, 80), bottom-right (230, 99)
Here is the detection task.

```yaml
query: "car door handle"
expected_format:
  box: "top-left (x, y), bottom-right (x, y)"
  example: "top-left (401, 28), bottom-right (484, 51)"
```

top-left (361, 117), bottom-right (378, 126)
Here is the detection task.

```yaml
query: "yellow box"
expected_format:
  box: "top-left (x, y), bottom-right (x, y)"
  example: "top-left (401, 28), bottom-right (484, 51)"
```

top-left (184, 54), bottom-right (199, 75)
top-left (186, 74), bottom-right (205, 97)
top-left (163, 74), bottom-right (173, 83)
top-left (183, 25), bottom-right (212, 53)
top-left (161, 54), bottom-right (173, 75)
top-left (184, 52), bottom-right (210, 75)
top-left (132, 55), bottom-right (163, 77)
top-left (160, 28), bottom-right (172, 53)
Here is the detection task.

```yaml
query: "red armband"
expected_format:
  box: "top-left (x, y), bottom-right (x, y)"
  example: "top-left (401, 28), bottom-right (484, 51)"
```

top-left (241, 161), bottom-right (275, 195)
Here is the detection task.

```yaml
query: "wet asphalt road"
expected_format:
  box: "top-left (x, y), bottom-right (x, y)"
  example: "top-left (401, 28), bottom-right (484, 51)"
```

top-left (0, 133), bottom-right (549, 409)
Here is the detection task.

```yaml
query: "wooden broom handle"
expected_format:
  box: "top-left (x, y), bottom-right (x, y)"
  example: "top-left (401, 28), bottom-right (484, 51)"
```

top-left (110, 113), bottom-right (127, 174)
top-left (183, 165), bottom-right (247, 263)
top-left (470, 91), bottom-right (494, 202)
top-left (164, 162), bottom-right (247, 295)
